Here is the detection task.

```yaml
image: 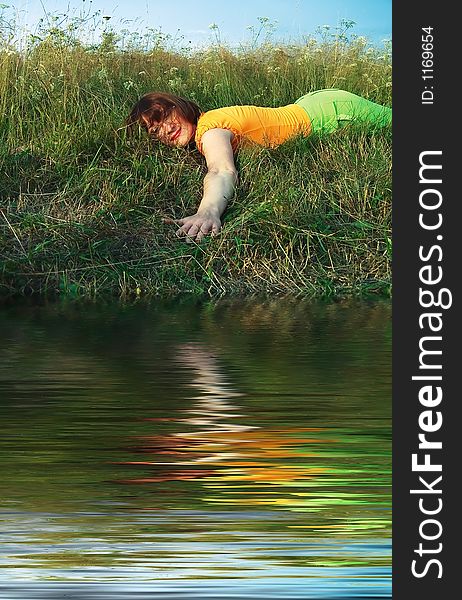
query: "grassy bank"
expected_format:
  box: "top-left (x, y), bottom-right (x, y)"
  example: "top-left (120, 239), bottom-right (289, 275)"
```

top-left (0, 15), bottom-right (392, 299)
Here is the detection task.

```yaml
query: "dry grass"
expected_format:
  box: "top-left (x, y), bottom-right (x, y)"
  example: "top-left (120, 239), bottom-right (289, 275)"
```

top-left (0, 13), bottom-right (391, 299)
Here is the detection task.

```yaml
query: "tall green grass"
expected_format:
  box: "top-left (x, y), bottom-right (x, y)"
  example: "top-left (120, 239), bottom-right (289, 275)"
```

top-left (0, 12), bottom-right (392, 299)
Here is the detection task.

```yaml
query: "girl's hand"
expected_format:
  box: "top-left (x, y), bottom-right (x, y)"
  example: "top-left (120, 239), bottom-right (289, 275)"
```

top-left (163, 128), bottom-right (236, 242)
top-left (163, 211), bottom-right (221, 242)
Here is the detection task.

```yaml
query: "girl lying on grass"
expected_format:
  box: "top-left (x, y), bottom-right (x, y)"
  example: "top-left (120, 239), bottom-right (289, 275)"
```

top-left (127, 89), bottom-right (391, 241)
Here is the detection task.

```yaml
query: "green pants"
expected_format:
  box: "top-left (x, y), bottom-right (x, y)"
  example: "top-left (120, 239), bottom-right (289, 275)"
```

top-left (295, 89), bottom-right (392, 135)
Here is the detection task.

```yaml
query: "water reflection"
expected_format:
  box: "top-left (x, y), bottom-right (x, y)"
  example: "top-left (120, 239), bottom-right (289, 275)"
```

top-left (120, 343), bottom-right (333, 498)
top-left (118, 343), bottom-right (253, 484)
top-left (0, 298), bottom-right (391, 597)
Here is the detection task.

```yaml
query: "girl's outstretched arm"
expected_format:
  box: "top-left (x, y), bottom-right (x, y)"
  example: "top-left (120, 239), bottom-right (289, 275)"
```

top-left (165, 129), bottom-right (237, 241)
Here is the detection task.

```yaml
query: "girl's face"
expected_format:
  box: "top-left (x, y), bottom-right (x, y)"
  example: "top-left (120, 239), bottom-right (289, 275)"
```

top-left (146, 110), bottom-right (196, 147)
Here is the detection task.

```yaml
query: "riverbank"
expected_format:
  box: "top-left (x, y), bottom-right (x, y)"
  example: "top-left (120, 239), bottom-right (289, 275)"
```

top-left (1, 19), bottom-right (391, 299)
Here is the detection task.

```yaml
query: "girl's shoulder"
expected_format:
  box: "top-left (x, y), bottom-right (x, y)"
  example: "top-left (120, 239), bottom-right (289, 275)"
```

top-left (195, 107), bottom-right (248, 152)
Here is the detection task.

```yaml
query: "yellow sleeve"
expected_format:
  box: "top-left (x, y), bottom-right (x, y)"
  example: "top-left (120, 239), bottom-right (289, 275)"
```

top-left (195, 108), bottom-right (242, 153)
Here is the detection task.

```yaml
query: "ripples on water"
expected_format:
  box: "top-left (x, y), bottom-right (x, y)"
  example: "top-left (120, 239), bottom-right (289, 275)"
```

top-left (0, 298), bottom-right (391, 598)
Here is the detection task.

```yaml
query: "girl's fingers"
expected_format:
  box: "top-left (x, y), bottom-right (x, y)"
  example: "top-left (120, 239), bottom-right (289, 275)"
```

top-left (175, 225), bottom-right (189, 237)
top-left (167, 217), bottom-right (220, 241)
top-left (196, 221), bottom-right (215, 242)
top-left (185, 223), bottom-right (201, 239)
top-left (196, 225), bottom-right (210, 242)
top-left (176, 222), bottom-right (196, 238)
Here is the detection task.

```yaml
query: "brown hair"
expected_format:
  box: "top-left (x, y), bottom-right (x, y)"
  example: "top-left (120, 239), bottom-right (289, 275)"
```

top-left (126, 92), bottom-right (202, 136)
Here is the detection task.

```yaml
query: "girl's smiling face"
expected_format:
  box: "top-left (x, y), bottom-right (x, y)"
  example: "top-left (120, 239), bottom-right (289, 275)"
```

top-left (145, 110), bottom-right (196, 147)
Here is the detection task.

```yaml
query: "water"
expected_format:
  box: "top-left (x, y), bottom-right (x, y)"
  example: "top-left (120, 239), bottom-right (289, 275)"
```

top-left (0, 298), bottom-right (391, 598)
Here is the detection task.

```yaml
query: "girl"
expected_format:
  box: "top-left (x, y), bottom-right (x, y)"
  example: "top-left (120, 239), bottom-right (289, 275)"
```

top-left (127, 89), bottom-right (391, 241)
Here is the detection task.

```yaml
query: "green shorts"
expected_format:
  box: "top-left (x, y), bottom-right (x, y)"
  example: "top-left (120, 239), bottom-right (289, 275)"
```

top-left (295, 89), bottom-right (392, 135)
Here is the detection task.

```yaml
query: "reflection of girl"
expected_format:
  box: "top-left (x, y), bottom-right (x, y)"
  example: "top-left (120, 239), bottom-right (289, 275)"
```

top-left (119, 343), bottom-right (326, 492)
top-left (118, 344), bottom-right (252, 484)
top-left (174, 343), bottom-right (248, 435)
top-left (127, 90), bottom-right (392, 240)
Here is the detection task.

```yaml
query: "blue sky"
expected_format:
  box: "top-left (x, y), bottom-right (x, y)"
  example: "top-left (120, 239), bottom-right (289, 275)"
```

top-left (11, 0), bottom-right (391, 47)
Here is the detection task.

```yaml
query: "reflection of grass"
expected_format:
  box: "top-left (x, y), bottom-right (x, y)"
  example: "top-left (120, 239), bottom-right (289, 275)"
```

top-left (1, 11), bottom-right (391, 298)
top-left (1, 298), bottom-right (391, 574)
top-left (0, 299), bottom-right (391, 525)
top-left (15, 551), bottom-right (391, 574)
top-left (18, 552), bottom-right (121, 569)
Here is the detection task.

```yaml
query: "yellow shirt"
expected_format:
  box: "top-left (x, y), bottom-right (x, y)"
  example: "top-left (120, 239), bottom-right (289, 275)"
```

top-left (194, 104), bottom-right (312, 154)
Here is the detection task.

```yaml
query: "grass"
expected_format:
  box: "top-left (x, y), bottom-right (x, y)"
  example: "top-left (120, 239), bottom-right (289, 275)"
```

top-left (0, 13), bottom-right (392, 299)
